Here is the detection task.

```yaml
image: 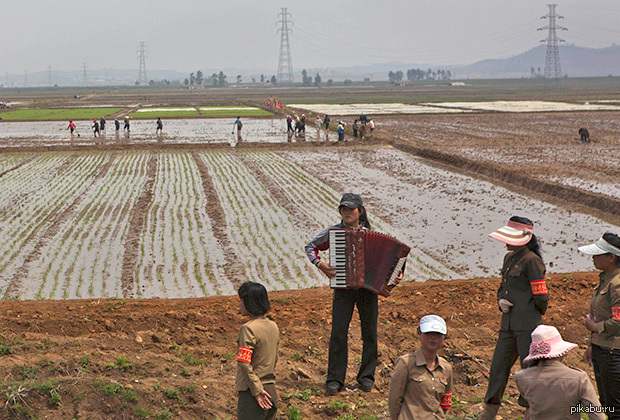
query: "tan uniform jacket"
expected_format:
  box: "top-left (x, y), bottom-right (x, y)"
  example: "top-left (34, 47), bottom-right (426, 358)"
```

top-left (590, 268), bottom-right (620, 349)
top-left (497, 248), bottom-right (549, 331)
top-left (515, 359), bottom-right (604, 420)
top-left (235, 315), bottom-right (279, 396)
top-left (388, 348), bottom-right (453, 420)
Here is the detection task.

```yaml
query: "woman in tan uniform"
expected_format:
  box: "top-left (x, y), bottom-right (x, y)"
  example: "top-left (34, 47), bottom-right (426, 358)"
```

top-left (236, 281), bottom-right (279, 420)
top-left (580, 231), bottom-right (620, 419)
top-left (388, 315), bottom-right (453, 420)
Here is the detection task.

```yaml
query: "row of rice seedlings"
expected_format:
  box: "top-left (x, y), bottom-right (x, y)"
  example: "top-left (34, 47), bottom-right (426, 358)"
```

top-left (0, 153), bottom-right (110, 295)
top-left (0, 152), bottom-right (34, 174)
top-left (199, 151), bottom-right (317, 291)
top-left (257, 150), bottom-right (452, 281)
top-left (20, 152), bottom-right (150, 299)
top-left (134, 152), bottom-right (230, 298)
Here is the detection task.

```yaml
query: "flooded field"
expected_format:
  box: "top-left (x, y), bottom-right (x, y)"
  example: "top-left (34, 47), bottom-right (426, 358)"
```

top-left (0, 145), bottom-right (617, 300)
top-left (0, 118), bottom-right (326, 147)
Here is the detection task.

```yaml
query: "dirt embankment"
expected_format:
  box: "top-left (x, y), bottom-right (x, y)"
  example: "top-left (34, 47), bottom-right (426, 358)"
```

top-left (0, 272), bottom-right (599, 420)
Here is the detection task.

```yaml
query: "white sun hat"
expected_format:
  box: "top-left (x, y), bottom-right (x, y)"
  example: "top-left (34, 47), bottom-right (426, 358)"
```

top-left (578, 232), bottom-right (620, 257)
top-left (419, 315), bottom-right (447, 335)
top-left (523, 325), bottom-right (578, 362)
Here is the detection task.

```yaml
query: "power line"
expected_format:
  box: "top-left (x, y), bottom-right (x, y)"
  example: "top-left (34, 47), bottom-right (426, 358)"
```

top-left (137, 42), bottom-right (148, 85)
top-left (276, 8), bottom-right (294, 83)
top-left (538, 4), bottom-right (567, 84)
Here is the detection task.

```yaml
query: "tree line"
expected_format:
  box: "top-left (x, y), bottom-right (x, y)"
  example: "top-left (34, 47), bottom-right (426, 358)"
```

top-left (183, 71), bottom-right (277, 87)
top-left (388, 68), bottom-right (453, 82)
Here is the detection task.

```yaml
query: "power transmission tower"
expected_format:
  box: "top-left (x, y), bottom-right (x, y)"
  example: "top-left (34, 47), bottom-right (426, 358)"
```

top-left (48, 65), bottom-right (53, 86)
top-left (276, 8), bottom-right (294, 84)
top-left (137, 42), bottom-right (148, 85)
top-left (82, 63), bottom-right (89, 87)
top-left (23, 70), bottom-right (28, 87)
top-left (538, 4), bottom-right (567, 84)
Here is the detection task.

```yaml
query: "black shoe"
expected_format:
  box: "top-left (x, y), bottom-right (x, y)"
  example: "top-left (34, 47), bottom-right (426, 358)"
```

top-left (359, 379), bottom-right (373, 392)
top-left (326, 381), bottom-right (341, 396)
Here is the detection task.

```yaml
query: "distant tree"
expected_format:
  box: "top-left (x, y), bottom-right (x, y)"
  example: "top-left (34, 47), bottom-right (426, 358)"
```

top-left (189, 72), bottom-right (196, 85)
top-left (218, 71), bottom-right (227, 87)
top-left (211, 73), bottom-right (218, 87)
top-left (388, 71), bottom-right (403, 82)
top-left (196, 71), bottom-right (204, 85)
top-left (530, 67), bottom-right (536, 78)
top-left (327, 79), bottom-right (333, 87)
top-left (446, 70), bottom-right (452, 80)
top-left (135, 80), bottom-right (140, 86)
top-left (388, 71), bottom-right (395, 82)
top-left (301, 69), bottom-right (312, 86)
top-left (252, 77), bottom-right (256, 84)
top-left (148, 80), bottom-right (155, 86)
top-left (314, 73), bottom-right (322, 87)
top-left (236, 75), bottom-right (242, 84)
top-left (260, 74), bottom-right (265, 83)
top-left (343, 79), bottom-right (353, 86)
top-left (184, 78), bottom-right (189, 86)
top-left (270, 75), bottom-right (277, 85)
top-left (395, 71), bottom-right (403, 81)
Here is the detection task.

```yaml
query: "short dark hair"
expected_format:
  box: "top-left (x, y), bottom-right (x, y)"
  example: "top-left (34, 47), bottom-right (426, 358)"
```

top-left (238, 282), bottom-right (270, 316)
top-left (603, 232), bottom-right (620, 267)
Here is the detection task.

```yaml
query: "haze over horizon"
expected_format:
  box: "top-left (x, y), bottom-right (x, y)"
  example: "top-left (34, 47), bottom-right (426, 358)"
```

top-left (2, 0), bottom-right (619, 75)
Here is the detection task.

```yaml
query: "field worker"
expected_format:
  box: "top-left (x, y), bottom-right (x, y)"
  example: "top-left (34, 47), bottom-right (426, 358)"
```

top-left (92, 119), bottom-right (100, 137)
top-left (114, 118), bottom-right (120, 132)
top-left (337, 121), bottom-right (345, 142)
top-left (233, 116), bottom-right (243, 139)
top-left (315, 115), bottom-right (322, 132)
top-left (286, 115), bottom-right (293, 133)
top-left (323, 114), bottom-right (331, 134)
top-left (236, 281), bottom-right (279, 420)
top-left (515, 325), bottom-right (604, 420)
top-left (156, 117), bottom-right (163, 136)
top-left (353, 119), bottom-right (360, 138)
top-left (579, 127), bottom-right (590, 143)
top-left (480, 216), bottom-right (549, 420)
top-left (305, 193), bottom-right (403, 396)
top-left (580, 232), bottom-right (620, 418)
top-left (359, 112), bottom-right (368, 124)
top-left (388, 315), bottom-right (453, 420)
top-left (100, 116), bottom-right (106, 134)
top-left (68, 120), bottom-right (76, 137)
top-left (124, 116), bottom-right (130, 132)
top-left (368, 119), bottom-right (375, 137)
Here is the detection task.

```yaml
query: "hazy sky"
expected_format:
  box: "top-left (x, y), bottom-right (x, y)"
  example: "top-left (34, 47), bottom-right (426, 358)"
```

top-left (2, 0), bottom-right (619, 74)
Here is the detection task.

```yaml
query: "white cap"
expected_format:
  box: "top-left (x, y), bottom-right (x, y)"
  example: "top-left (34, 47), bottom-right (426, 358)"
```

top-left (420, 315), bottom-right (447, 335)
top-left (578, 234), bottom-right (620, 257)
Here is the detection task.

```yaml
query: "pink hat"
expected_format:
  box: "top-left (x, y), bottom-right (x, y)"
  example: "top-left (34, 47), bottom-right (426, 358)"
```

top-left (523, 325), bottom-right (578, 362)
top-left (489, 219), bottom-right (533, 246)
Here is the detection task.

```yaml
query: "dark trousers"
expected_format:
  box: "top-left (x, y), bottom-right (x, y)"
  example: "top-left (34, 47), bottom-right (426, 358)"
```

top-left (592, 344), bottom-right (620, 419)
top-left (338, 132), bottom-right (344, 141)
top-left (327, 288), bottom-right (378, 387)
top-left (484, 329), bottom-right (533, 405)
top-left (238, 383), bottom-right (277, 420)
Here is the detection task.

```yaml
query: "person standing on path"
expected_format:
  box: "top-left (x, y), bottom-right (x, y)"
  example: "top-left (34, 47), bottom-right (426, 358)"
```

top-left (124, 116), bottom-right (130, 132)
top-left (233, 116), bottom-right (243, 140)
top-left (388, 315), bottom-right (453, 420)
top-left (236, 281), bottom-right (279, 420)
top-left (323, 114), bottom-right (331, 139)
top-left (68, 120), bottom-right (76, 137)
top-left (580, 232), bottom-right (620, 419)
top-left (286, 115), bottom-right (293, 133)
top-left (99, 116), bottom-right (106, 135)
top-left (515, 324), bottom-right (604, 420)
top-left (479, 216), bottom-right (549, 420)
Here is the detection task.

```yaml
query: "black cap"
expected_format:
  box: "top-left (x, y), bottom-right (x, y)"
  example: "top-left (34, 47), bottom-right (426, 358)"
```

top-left (339, 193), bottom-right (363, 209)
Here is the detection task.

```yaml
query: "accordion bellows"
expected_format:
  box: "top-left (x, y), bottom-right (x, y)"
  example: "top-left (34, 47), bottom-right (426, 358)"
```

top-left (329, 229), bottom-right (411, 297)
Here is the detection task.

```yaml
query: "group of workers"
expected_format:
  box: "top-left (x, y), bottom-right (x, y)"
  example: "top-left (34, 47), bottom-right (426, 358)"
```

top-left (67, 115), bottom-right (159, 138)
top-left (237, 192), bottom-right (620, 420)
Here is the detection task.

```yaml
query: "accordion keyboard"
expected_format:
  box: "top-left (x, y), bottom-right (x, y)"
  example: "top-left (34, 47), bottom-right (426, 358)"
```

top-left (329, 230), bottom-right (347, 288)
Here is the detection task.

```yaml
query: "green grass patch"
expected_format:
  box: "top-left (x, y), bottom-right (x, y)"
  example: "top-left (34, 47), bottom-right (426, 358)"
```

top-left (0, 108), bottom-right (123, 121)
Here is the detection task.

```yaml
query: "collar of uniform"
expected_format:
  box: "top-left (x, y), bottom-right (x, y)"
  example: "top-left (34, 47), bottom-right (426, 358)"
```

top-left (600, 267), bottom-right (620, 284)
top-left (414, 348), bottom-right (443, 371)
top-left (509, 247), bottom-right (528, 260)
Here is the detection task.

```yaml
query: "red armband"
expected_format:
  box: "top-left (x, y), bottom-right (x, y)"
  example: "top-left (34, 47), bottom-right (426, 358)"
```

top-left (612, 306), bottom-right (620, 321)
top-left (237, 346), bottom-right (253, 364)
top-left (440, 392), bottom-right (452, 409)
top-left (530, 279), bottom-right (548, 296)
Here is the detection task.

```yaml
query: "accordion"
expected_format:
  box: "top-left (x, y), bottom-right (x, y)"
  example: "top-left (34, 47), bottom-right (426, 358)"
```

top-left (329, 229), bottom-right (410, 297)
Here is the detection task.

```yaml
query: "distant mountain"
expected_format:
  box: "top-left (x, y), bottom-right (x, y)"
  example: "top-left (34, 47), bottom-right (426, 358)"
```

top-left (453, 44), bottom-right (620, 79)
